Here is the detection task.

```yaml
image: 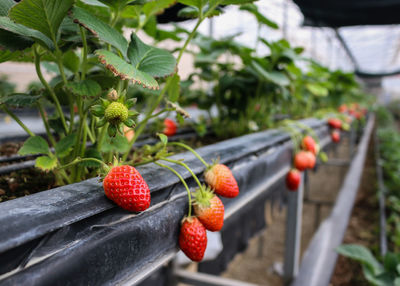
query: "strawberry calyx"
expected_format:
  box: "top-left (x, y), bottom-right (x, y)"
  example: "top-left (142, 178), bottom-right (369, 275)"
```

top-left (193, 186), bottom-right (214, 209)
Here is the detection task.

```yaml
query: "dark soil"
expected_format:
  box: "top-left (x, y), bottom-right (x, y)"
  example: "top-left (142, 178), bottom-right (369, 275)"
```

top-left (0, 168), bottom-right (56, 202)
top-left (0, 141), bottom-right (23, 157)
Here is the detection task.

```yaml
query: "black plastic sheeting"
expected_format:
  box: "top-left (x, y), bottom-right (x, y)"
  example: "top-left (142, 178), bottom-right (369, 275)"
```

top-left (0, 118), bottom-right (329, 286)
top-left (293, 0), bottom-right (400, 27)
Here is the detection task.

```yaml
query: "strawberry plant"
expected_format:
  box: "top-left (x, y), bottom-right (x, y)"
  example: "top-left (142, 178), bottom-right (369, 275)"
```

top-left (0, 0), bottom-right (255, 186)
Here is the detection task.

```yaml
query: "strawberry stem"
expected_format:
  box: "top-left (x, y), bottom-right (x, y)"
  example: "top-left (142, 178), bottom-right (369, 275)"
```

top-left (58, 157), bottom-right (110, 172)
top-left (155, 162), bottom-right (192, 217)
top-left (161, 157), bottom-right (205, 192)
top-left (168, 142), bottom-right (209, 168)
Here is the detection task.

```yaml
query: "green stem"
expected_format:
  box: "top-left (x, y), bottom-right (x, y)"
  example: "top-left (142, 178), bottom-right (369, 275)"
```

top-left (168, 142), bottom-right (209, 168)
top-left (37, 102), bottom-right (56, 146)
top-left (155, 162), bottom-right (192, 217)
top-left (59, 157), bottom-right (109, 171)
top-left (2, 105), bottom-right (35, 137)
top-left (34, 47), bottom-right (68, 133)
top-left (161, 157), bottom-right (203, 191)
top-left (97, 123), bottom-right (109, 152)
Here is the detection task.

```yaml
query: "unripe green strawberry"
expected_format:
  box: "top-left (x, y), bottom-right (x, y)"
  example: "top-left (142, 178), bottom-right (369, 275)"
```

top-left (179, 217), bottom-right (207, 262)
top-left (103, 165), bottom-right (150, 212)
top-left (194, 188), bottom-right (224, 232)
top-left (105, 102), bottom-right (129, 125)
top-left (204, 164), bottom-right (239, 198)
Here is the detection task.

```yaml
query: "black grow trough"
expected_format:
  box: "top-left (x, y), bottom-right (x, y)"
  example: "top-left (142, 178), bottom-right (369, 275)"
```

top-left (0, 118), bottom-right (332, 286)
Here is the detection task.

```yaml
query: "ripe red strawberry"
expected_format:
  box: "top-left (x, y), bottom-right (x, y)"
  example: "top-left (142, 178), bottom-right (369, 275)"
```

top-left (103, 165), bottom-right (150, 212)
top-left (328, 118), bottom-right (342, 130)
top-left (294, 151), bottom-right (309, 171)
top-left (204, 164), bottom-right (239, 198)
top-left (305, 151), bottom-right (316, 169)
top-left (331, 130), bottom-right (340, 143)
top-left (286, 169), bottom-right (301, 191)
top-left (179, 217), bottom-right (207, 262)
top-left (338, 104), bottom-right (348, 113)
top-left (163, 118), bottom-right (177, 137)
top-left (194, 188), bottom-right (224, 232)
top-left (302, 135), bottom-right (317, 155)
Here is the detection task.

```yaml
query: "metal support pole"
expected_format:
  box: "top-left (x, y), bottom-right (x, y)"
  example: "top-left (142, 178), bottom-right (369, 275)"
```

top-left (282, 0), bottom-right (288, 39)
top-left (283, 173), bottom-right (304, 284)
top-left (303, 170), bottom-right (310, 200)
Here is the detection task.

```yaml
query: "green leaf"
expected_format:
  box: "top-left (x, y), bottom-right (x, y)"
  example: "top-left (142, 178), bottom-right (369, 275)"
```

top-left (55, 133), bottom-right (77, 158)
top-left (337, 244), bottom-right (383, 276)
top-left (63, 50), bottom-right (80, 73)
top-left (100, 134), bottom-right (130, 153)
top-left (96, 49), bottom-right (159, 90)
top-left (0, 49), bottom-right (21, 63)
top-left (66, 79), bottom-right (102, 98)
top-left (240, 4), bottom-right (279, 29)
top-left (0, 93), bottom-right (41, 108)
top-left (9, 0), bottom-right (74, 41)
top-left (127, 33), bottom-right (176, 78)
top-left (395, 277), bottom-right (400, 286)
top-left (142, 0), bottom-right (175, 18)
top-left (80, 148), bottom-right (103, 168)
top-left (70, 7), bottom-right (128, 55)
top-left (158, 133), bottom-right (168, 145)
top-left (18, 136), bottom-right (49, 155)
top-left (0, 0), bottom-right (15, 16)
top-left (35, 155), bottom-right (57, 171)
top-left (177, 0), bottom-right (205, 8)
top-left (0, 16), bottom-right (54, 50)
top-left (251, 61), bottom-right (290, 86)
top-left (384, 252), bottom-right (399, 274)
top-left (306, 83), bottom-right (328, 97)
top-left (178, 6), bottom-right (200, 18)
top-left (167, 74), bottom-right (180, 102)
top-left (220, 0), bottom-right (257, 4)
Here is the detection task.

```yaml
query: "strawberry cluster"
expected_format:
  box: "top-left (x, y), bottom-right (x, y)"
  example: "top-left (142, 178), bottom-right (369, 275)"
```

top-left (328, 118), bottom-right (343, 143)
top-left (179, 163), bottom-right (239, 262)
top-left (286, 135), bottom-right (319, 191)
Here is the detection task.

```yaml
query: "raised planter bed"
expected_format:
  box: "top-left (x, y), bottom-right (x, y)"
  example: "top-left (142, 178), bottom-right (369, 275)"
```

top-left (0, 118), bottom-right (334, 285)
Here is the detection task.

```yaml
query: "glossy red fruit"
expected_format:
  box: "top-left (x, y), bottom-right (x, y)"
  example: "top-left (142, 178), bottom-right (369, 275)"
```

top-left (163, 118), bottom-right (177, 136)
top-left (194, 189), bottom-right (224, 232)
top-left (179, 217), bottom-right (207, 262)
top-left (286, 169), bottom-right (301, 191)
top-left (328, 118), bottom-right (342, 130)
top-left (305, 151), bottom-right (316, 169)
top-left (302, 135), bottom-right (317, 155)
top-left (331, 130), bottom-right (340, 143)
top-left (338, 104), bottom-right (348, 113)
top-left (294, 151), bottom-right (309, 171)
top-left (103, 165), bottom-right (150, 212)
top-left (205, 164), bottom-right (239, 198)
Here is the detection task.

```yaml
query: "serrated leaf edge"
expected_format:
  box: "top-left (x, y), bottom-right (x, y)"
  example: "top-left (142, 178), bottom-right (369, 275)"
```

top-left (96, 51), bottom-right (160, 90)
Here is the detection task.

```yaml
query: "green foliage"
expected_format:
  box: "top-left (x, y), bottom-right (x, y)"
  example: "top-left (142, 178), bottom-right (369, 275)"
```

top-left (18, 136), bottom-right (50, 156)
top-left (35, 155), bottom-right (58, 171)
top-left (70, 6), bottom-right (129, 55)
top-left (127, 33), bottom-right (176, 78)
top-left (9, 0), bottom-right (74, 42)
top-left (66, 80), bottom-right (102, 98)
top-left (337, 245), bottom-right (400, 286)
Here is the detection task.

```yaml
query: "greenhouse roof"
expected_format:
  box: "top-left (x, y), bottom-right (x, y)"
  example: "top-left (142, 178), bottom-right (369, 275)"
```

top-left (293, 0), bottom-right (400, 27)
